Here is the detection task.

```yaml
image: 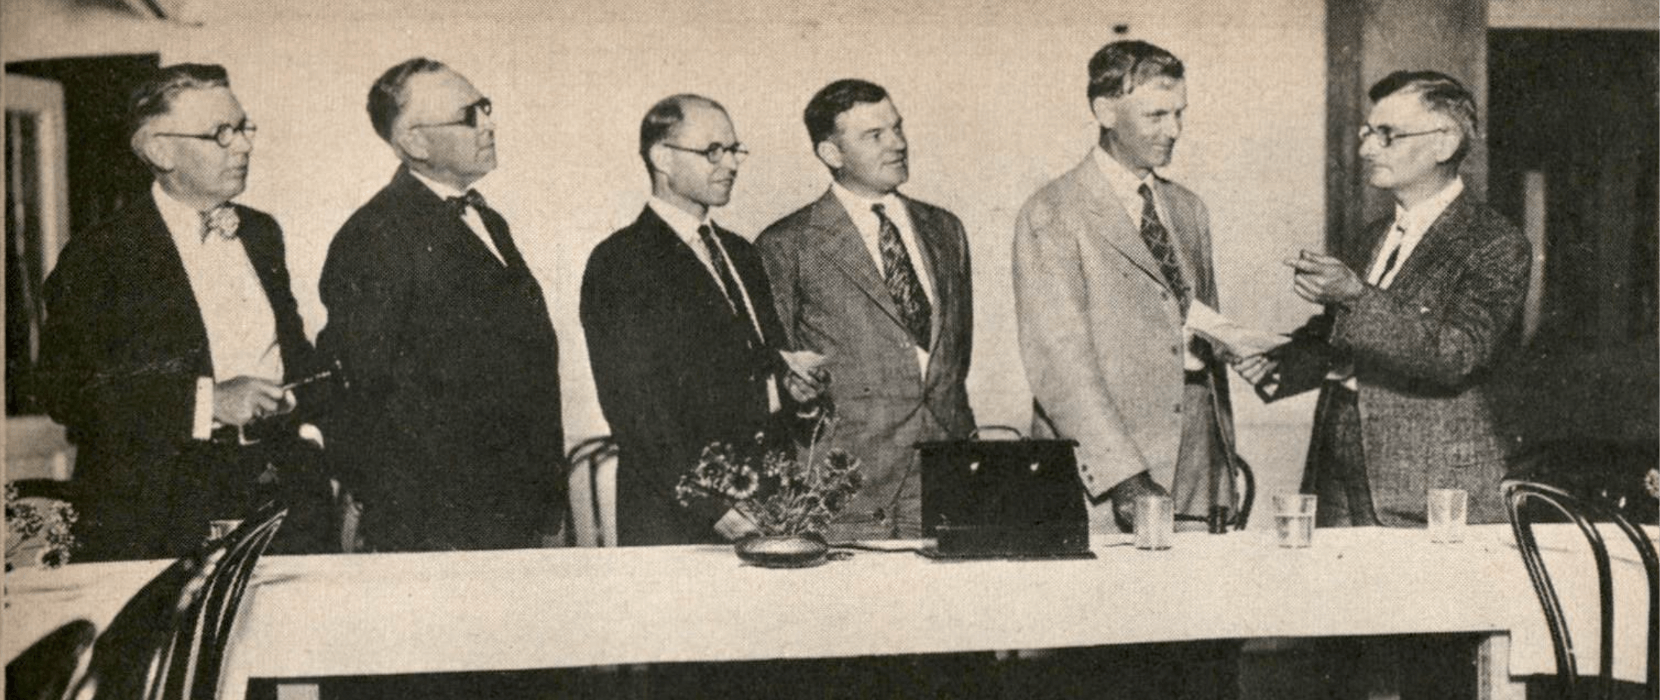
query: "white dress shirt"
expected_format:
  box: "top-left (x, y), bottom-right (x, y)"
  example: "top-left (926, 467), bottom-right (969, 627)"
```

top-left (409, 170), bottom-right (506, 264)
top-left (829, 182), bottom-right (935, 376)
top-left (647, 197), bottom-right (778, 411)
top-left (154, 182), bottom-right (284, 439)
top-left (1092, 148), bottom-right (1205, 371)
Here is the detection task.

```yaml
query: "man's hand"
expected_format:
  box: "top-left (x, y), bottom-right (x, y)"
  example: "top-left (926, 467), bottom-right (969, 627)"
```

top-left (713, 508), bottom-right (761, 541)
top-left (1105, 471), bottom-right (1169, 532)
top-left (1285, 251), bottom-right (1366, 305)
top-left (1233, 354), bottom-right (1279, 386)
top-left (780, 350), bottom-right (830, 403)
top-left (213, 376), bottom-right (288, 427)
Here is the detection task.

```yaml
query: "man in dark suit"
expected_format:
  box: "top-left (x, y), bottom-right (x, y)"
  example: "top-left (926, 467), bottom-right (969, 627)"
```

top-left (1244, 71), bottom-right (1530, 528)
top-left (756, 79), bottom-right (976, 542)
top-left (1239, 71), bottom-right (1529, 700)
top-left (317, 58), bottom-right (564, 552)
top-left (582, 94), bottom-right (822, 547)
top-left (38, 63), bottom-right (331, 561)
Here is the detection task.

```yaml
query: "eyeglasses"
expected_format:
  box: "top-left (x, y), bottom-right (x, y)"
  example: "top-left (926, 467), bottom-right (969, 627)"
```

top-left (1357, 124), bottom-right (1448, 148)
top-left (153, 120), bottom-right (258, 148)
top-left (660, 141), bottom-right (750, 164)
top-left (410, 97), bottom-right (493, 130)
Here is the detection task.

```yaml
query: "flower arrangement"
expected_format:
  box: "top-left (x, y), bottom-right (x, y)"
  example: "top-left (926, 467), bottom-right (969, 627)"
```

top-left (6, 483), bottom-right (78, 571)
top-left (675, 416), bottom-right (862, 537)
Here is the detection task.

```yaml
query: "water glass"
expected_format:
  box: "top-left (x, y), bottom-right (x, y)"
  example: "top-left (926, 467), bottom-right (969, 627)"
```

top-left (1427, 488), bottom-right (1468, 543)
top-left (1133, 494), bottom-right (1174, 550)
top-left (1272, 493), bottom-right (1317, 548)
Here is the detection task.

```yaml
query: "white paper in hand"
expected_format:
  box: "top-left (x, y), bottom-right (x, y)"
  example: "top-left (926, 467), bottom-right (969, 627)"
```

top-left (1185, 302), bottom-right (1291, 358)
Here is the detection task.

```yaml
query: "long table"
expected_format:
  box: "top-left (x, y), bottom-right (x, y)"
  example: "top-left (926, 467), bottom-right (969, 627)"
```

top-left (4, 524), bottom-right (1652, 700)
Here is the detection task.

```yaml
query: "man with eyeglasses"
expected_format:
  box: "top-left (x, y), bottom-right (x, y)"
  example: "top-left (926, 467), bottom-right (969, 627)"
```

top-left (1239, 70), bottom-right (1529, 531)
top-left (317, 58), bottom-right (564, 553)
top-left (582, 94), bottom-right (824, 547)
top-left (755, 79), bottom-right (977, 545)
top-left (37, 63), bottom-right (333, 560)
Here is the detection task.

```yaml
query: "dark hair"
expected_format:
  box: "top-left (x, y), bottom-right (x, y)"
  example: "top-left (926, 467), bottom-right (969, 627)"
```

top-left (126, 63), bottom-right (230, 142)
top-left (803, 79), bottom-right (889, 146)
top-left (367, 57), bottom-right (448, 142)
top-left (638, 94), bottom-right (725, 174)
top-left (1086, 40), bottom-right (1184, 102)
top-left (1368, 70), bottom-right (1478, 164)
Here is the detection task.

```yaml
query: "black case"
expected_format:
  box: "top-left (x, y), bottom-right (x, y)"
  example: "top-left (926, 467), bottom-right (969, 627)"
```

top-left (917, 437), bottom-right (1092, 559)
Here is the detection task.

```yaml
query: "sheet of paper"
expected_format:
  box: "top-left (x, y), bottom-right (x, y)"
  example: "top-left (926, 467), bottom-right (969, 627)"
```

top-left (1186, 302), bottom-right (1290, 358)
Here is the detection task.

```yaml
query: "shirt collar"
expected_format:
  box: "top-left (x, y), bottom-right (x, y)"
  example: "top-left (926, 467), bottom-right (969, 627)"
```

top-left (409, 169), bottom-right (473, 201)
top-left (1092, 146), bottom-right (1158, 207)
top-left (648, 196), bottom-right (714, 246)
top-left (1393, 177), bottom-right (1464, 236)
top-left (830, 181), bottom-right (904, 222)
top-left (153, 181), bottom-right (216, 245)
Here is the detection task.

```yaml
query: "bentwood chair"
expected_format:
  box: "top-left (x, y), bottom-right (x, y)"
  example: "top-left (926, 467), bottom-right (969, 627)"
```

top-left (77, 503), bottom-right (287, 700)
top-left (1502, 477), bottom-right (1658, 699)
top-left (566, 436), bottom-right (619, 548)
top-left (6, 620), bottom-right (97, 700)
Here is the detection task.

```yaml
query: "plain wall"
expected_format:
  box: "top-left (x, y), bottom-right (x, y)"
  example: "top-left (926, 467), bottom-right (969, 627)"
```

top-left (4, 0), bottom-right (1331, 503)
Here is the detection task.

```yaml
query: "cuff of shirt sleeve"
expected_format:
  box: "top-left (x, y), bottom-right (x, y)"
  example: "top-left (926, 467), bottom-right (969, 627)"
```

top-left (193, 377), bottom-right (215, 441)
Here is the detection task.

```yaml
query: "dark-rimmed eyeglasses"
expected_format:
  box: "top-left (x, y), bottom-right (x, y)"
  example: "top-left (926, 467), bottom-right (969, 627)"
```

top-left (153, 120), bottom-right (258, 148)
top-left (660, 141), bottom-right (749, 164)
top-left (1357, 124), bottom-right (1448, 148)
top-left (410, 98), bottom-right (493, 130)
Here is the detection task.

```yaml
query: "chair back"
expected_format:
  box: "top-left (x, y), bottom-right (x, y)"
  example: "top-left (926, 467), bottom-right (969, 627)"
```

top-left (79, 503), bottom-right (287, 700)
top-left (1502, 478), bottom-right (1658, 699)
top-left (6, 620), bottom-right (96, 700)
top-left (566, 436), bottom-right (618, 547)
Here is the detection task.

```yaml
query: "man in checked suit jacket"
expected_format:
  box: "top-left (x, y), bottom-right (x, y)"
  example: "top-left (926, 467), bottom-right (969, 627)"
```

top-left (318, 58), bottom-right (564, 552)
top-left (1244, 71), bottom-right (1529, 531)
top-left (38, 64), bottom-right (330, 561)
top-left (583, 94), bottom-right (824, 547)
top-left (757, 79), bottom-right (977, 542)
top-left (1013, 41), bottom-right (1239, 538)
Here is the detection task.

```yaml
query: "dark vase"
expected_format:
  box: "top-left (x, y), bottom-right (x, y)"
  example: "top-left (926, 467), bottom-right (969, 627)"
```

top-left (733, 532), bottom-right (830, 568)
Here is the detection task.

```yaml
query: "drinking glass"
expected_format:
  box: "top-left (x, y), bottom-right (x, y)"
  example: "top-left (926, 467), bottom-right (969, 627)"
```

top-left (1133, 494), bottom-right (1174, 550)
top-left (1427, 488), bottom-right (1468, 543)
top-left (1272, 493), bottom-right (1317, 548)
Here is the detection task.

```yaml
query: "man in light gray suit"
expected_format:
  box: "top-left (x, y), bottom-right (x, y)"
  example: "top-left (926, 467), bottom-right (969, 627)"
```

top-left (757, 79), bottom-right (976, 542)
top-left (1010, 40), bottom-right (1240, 700)
top-left (1013, 40), bottom-right (1239, 537)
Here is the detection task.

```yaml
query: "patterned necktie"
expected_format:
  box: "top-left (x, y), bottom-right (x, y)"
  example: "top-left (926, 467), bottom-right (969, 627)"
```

top-left (1137, 183), bottom-right (1190, 315)
top-left (446, 189), bottom-right (526, 269)
top-left (698, 224), bottom-right (761, 346)
top-left (200, 206), bottom-right (240, 241)
top-left (873, 203), bottom-right (932, 349)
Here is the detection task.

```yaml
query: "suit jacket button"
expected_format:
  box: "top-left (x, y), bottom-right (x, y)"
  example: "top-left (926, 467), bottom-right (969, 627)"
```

top-left (1170, 345), bottom-right (1181, 356)
top-left (873, 508), bottom-right (886, 521)
top-left (1174, 403), bottom-right (1183, 413)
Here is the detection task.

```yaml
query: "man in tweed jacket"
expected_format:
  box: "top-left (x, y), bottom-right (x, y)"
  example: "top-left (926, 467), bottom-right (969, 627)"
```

top-left (1246, 71), bottom-right (1530, 528)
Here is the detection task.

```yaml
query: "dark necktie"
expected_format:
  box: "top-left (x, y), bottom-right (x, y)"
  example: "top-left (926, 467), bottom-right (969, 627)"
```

top-left (447, 189), bottom-right (526, 269)
top-left (1373, 224), bottom-right (1406, 285)
top-left (873, 203), bottom-right (932, 350)
top-left (1137, 183), bottom-right (1190, 315)
top-left (698, 224), bottom-right (761, 346)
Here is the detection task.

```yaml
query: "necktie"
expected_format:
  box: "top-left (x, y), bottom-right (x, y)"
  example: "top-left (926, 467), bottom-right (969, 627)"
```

top-left (1371, 223), bottom-right (1406, 286)
top-left (447, 189), bottom-right (526, 269)
top-left (1137, 183), bottom-right (1190, 315)
top-left (873, 203), bottom-right (932, 349)
top-left (698, 224), bottom-right (761, 346)
top-left (201, 206), bottom-right (240, 241)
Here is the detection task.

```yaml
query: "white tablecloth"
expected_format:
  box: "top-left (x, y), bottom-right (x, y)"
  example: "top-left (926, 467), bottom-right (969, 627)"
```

top-left (4, 524), bottom-right (1651, 698)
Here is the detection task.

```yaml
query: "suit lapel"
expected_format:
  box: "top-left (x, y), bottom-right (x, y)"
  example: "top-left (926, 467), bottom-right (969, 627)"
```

top-left (807, 190), bottom-right (909, 329)
top-left (1385, 192), bottom-right (1474, 298)
top-left (390, 167), bottom-right (511, 270)
top-left (1069, 155), bottom-right (1170, 291)
top-left (902, 196), bottom-right (952, 371)
top-left (131, 194), bottom-right (214, 376)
